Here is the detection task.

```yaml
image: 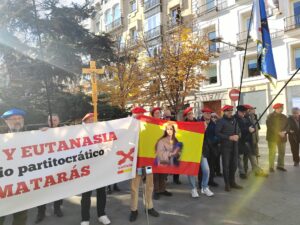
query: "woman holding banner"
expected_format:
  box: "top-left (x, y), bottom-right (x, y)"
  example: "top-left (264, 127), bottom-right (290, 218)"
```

top-left (152, 107), bottom-right (174, 200)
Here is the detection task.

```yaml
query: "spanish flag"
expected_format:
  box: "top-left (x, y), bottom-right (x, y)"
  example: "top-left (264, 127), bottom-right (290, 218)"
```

top-left (137, 116), bottom-right (205, 176)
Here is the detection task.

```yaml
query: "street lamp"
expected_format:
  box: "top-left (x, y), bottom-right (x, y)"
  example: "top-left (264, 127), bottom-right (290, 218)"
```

top-left (210, 37), bottom-right (245, 52)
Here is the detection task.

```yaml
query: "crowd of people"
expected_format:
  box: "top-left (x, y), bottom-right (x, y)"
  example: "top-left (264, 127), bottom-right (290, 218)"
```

top-left (1, 102), bottom-right (299, 225)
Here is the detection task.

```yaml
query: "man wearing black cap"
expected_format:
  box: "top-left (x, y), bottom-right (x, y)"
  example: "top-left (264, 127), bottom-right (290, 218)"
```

top-left (0, 109), bottom-right (27, 225)
top-left (235, 106), bottom-right (268, 178)
top-left (216, 105), bottom-right (242, 192)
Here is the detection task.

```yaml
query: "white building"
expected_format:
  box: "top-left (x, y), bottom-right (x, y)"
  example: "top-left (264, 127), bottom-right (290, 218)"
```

top-left (192, 0), bottom-right (300, 124)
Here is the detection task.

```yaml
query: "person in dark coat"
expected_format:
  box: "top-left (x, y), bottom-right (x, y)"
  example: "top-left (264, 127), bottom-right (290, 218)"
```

top-left (246, 105), bottom-right (261, 160)
top-left (266, 103), bottom-right (288, 172)
top-left (235, 106), bottom-right (268, 178)
top-left (287, 107), bottom-right (300, 167)
top-left (211, 113), bottom-right (222, 177)
top-left (197, 107), bottom-right (215, 197)
top-left (0, 109), bottom-right (28, 225)
top-left (35, 114), bottom-right (64, 223)
top-left (199, 108), bottom-right (219, 187)
top-left (216, 105), bottom-right (243, 192)
top-left (80, 113), bottom-right (111, 225)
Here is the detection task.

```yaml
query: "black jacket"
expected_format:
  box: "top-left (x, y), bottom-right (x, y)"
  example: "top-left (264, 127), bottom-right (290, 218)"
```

top-left (200, 117), bottom-right (219, 158)
top-left (287, 115), bottom-right (300, 143)
top-left (266, 112), bottom-right (288, 143)
top-left (235, 114), bottom-right (255, 154)
top-left (216, 115), bottom-right (240, 148)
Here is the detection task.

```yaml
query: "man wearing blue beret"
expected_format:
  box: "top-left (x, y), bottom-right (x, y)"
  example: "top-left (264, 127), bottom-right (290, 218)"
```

top-left (0, 108), bottom-right (27, 225)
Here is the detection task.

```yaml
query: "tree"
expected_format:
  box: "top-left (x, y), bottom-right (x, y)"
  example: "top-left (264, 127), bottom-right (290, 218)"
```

top-left (98, 39), bottom-right (149, 111)
top-left (142, 26), bottom-right (210, 114)
top-left (0, 0), bottom-right (113, 122)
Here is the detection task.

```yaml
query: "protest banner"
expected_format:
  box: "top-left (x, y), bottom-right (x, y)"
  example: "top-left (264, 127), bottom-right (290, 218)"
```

top-left (137, 116), bottom-right (205, 176)
top-left (0, 117), bottom-right (139, 216)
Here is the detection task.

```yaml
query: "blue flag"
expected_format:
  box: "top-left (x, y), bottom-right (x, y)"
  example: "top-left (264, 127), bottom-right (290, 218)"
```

top-left (250, 0), bottom-right (277, 84)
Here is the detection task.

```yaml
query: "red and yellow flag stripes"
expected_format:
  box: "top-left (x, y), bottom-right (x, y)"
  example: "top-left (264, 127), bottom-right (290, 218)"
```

top-left (137, 116), bottom-right (205, 176)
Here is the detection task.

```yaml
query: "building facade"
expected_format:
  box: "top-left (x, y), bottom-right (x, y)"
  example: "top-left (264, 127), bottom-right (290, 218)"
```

top-left (89, 0), bottom-right (300, 124)
top-left (192, 0), bottom-right (300, 124)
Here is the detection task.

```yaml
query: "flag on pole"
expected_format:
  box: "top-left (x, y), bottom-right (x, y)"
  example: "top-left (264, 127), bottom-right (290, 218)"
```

top-left (250, 0), bottom-right (277, 85)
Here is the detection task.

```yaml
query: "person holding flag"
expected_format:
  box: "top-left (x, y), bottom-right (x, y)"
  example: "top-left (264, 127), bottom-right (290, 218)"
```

top-left (129, 107), bottom-right (159, 222)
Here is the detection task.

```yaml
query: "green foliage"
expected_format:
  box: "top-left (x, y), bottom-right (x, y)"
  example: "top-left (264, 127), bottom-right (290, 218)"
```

top-left (0, 0), bottom-right (114, 125)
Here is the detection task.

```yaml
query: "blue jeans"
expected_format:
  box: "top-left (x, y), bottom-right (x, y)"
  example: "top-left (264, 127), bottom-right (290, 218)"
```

top-left (188, 175), bottom-right (197, 189)
top-left (188, 157), bottom-right (210, 189)
top-left (200, 157), bottom-right (210, 189)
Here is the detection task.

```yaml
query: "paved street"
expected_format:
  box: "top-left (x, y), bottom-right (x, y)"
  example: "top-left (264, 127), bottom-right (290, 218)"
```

top-left (3, 137), bottom-right (300, 225)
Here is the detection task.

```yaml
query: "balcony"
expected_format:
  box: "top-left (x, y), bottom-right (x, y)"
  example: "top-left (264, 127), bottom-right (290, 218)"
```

top-left (196, 0), bottom-right (228, 17)
top-left (128, 38), bottom-right (139, 47)
top-left (144, 0), bottom-right (161, 12)
top-left (105, 17), bottom-right (123, 33)
top-left (237, 29), bottom-right (284, 45)
top-left (284, 14), bottom-right (300, 31)
top-left (144, 26), bottom-right (162, 41)
top-left (167, 17), bottom-right (183, 30)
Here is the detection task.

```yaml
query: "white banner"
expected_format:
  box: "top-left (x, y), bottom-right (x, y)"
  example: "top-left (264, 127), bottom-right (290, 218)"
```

top-left (0, 117), bottom-right (139, 216)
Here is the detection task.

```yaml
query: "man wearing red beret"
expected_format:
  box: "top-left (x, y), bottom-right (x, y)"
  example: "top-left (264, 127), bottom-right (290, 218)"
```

top-left (266, 103), bottom-right (288, 172)
top-left (216, 105), bottom-right (243, 192)
top-left (129, 107), bottom-right (159, 222)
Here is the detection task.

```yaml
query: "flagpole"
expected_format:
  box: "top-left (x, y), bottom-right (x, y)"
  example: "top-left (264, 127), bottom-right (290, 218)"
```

top-left (237, 4), bottom-right (254, 106)
top-left (255, 67), bottom-right (300, 125)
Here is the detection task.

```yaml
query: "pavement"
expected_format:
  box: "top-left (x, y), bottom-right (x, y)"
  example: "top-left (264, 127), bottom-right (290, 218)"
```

top-left (3, 137), bottom-right (300, 225)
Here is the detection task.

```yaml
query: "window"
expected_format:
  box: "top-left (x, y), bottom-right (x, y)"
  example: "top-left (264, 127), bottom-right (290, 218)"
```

top-left (247, 59), bottom-right (260, 77)
top-left (95, 21), bottom-right (100, 33)
top-left (295, 48), bottom-right (300, 68)
top-left (206, 0), bottom-right (215, 11)
top-left (130, 27), bottom-right (138, 41)
top-left (170, 7), bottom-right (181, 25)
top-left (208, 31), bottom-right (217, 52)
top-left (130, 0), bottom-right (137, 13)
top-left (145, 13), bottom-right (161, 31)
top-left (113, 4), bottom-right (121, 20)
top-left (105, 9), bottom-right (112, 24)
top-left (148, 45), bottom-right (160, 57)
top-left (206, 64), bottom-right (217, 84)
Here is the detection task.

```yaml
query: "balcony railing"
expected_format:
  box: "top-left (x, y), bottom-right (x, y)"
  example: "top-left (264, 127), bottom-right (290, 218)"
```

top-left (144, 26), bottom-right (162, 41)
top-left (144, 0), bottom-right (161, 12)
top-left (237, 29), bottom-right (284, 45)
top-left (105, 17), bottom-right (123, 32)
top-left (284, 14), bottom-right (300, 31)
top-left (128, 38), bottom-right (138, 47)
top-left (167, 17), bottom-right (183, 30)
top-left (196, 0), bottom-right (228, 17)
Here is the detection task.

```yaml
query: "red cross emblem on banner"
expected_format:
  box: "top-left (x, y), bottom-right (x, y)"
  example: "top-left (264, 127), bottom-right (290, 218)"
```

top-left (117, 147), bottom-right (135, 165)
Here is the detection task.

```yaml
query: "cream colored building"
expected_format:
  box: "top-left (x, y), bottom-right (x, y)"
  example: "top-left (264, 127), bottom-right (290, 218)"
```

top-left (90, 0), bottom-right (193, 53)
top-left (192, 0), bottom-right (300, 125)
top-left (89, 0), bottom-right (300, 125)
